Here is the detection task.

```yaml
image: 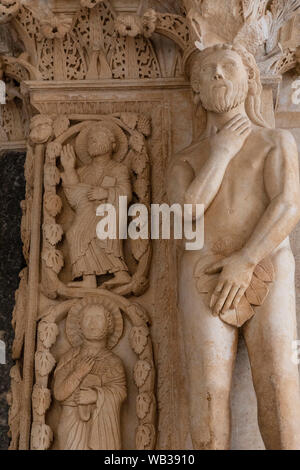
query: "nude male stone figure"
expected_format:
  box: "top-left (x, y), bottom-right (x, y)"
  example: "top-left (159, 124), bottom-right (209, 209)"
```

top-left (168, 44), bottom-right (300, 450)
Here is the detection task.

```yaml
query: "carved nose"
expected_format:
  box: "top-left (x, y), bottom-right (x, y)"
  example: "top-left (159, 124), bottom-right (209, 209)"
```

top-left (214, 72), bottom-right (223, 80)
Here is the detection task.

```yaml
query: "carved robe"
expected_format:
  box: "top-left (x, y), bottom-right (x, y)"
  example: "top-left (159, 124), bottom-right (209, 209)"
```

top-left (63, 159), bottom-right (132, 280)
top-left (53, 347), bottom-right (127, 450)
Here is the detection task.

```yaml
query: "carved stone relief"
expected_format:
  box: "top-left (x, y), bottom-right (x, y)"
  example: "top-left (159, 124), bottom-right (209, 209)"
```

top-left (2, 0), bottom-right (300, 451)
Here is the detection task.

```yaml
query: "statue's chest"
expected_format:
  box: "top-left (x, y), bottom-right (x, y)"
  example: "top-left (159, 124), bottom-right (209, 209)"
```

top-left (218, 137), bottom-right (268, 202)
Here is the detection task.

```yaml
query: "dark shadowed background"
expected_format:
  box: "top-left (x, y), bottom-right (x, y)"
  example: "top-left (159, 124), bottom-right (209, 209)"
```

top-left (0, 152), bottom-right (25, 450)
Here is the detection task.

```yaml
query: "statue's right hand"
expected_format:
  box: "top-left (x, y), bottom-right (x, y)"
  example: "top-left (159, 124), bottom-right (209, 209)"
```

top-left (76, 356), bottom-right (95, 378)
top-left (210, 114), bottom-right (251, 159)
top-left (61, 144), bottom-right (76, 170)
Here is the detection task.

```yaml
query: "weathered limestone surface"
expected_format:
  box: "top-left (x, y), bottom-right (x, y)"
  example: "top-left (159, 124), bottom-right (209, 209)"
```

top-left (0, 0), bottom-right (300, 450)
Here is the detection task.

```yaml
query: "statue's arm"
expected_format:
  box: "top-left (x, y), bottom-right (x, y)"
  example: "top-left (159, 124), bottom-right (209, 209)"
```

top-left (168, 115), bottom-right (251, 212)
top-left (53, 367), bottom-right (83, 402)
top-left (242, 130), bottom-right (300, 265)
top-left (184, 150), bottom-right (232, 212)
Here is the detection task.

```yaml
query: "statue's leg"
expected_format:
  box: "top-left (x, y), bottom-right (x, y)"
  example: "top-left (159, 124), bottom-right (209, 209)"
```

top-left (243, 248), bottom-right (300, 450)
top-left (179, 253), bottom-right (238, 450)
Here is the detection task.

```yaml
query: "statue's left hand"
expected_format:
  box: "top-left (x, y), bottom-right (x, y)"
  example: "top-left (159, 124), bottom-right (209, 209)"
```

top-left (75, 388), bottom-right (97, 405)
top-left (88, 188), bottom-right (108, 201)
top-left (205, 251), bottom-right (255, 316)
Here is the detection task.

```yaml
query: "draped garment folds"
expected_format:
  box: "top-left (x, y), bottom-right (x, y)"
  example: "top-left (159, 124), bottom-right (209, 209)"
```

top-left (53, 347), bottom-right (127, 450)
top-left (63, 160), bottom-right (132, 279)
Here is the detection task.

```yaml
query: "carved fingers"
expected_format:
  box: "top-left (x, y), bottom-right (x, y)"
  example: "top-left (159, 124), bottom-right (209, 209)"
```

top-left (87, 188), bottom-right (108, 201)
top-left (223, 114), bottom-right (251, 136)
top-left (206, 253), bottom-right (255, 316)
top-left (61, 144), bottom-right (76, 170)
top-left (75, 388), bottom-right (97, 406)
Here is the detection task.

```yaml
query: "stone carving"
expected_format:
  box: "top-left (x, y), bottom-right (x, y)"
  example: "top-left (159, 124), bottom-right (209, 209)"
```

top-left (3, 0), bottom-right (300, 452)
top-left (53, 297), bottom-right (127, 450)
top-left (61, 124), bottom-right (132, 290)
top-left (40, 114), bottom-right (151, 299)
top-left (168, 42), bottom-right (300, 450)
top-left (30, 294), bottom-right (156, 450)
top-left (7, 363), bottom-right (22, 450)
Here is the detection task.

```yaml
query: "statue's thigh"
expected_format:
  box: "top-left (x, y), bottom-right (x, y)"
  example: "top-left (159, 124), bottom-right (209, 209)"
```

top-left (243, 250), bottom-right (297, 376)
top-left (179, 257), bottom-right (238, 388)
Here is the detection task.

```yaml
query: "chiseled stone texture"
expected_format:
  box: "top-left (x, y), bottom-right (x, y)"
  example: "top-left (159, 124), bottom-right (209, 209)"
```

top-left (0, 152), bottom-right (25, 450)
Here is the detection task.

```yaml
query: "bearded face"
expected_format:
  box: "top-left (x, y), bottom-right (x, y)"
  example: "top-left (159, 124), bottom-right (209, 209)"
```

top-left (29, 123), bottom-right (52, 144)
top-left (87, 129), bottom-right (115, 158)
top-left (193, 49), bottom-right (249, 114)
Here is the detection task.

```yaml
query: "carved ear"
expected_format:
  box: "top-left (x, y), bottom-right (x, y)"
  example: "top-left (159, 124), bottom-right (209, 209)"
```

top-left (112, 142), bottom-right (117, 152)
top-left (191, 79), bottom-right (201, 93)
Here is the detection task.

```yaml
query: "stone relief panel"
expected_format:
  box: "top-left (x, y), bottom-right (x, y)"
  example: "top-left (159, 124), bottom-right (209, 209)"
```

top-left (2, 0), bottom-right (300, 451)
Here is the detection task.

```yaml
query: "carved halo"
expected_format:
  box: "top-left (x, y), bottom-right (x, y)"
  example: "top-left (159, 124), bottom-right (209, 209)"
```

top-left (75, 121), bottom-right (128, 165)
top-left (66, 296), bottom-right (124, 350)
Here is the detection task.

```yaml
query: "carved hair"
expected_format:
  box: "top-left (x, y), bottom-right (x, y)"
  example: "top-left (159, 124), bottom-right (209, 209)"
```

top-left (87, 125), bottom-right (117, 155)
top-left (30, 114), bottom-right (53, 130)
top-left (190, 43), bottom-right (269, 128)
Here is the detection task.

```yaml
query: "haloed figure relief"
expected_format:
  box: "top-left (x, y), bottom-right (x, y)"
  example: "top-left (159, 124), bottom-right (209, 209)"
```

top-left (168, 44), bottom-right (300, 450)
top-left (61, 123), bottom-right (132, 290)
top-left (53, 299), bottom-right (127, 450)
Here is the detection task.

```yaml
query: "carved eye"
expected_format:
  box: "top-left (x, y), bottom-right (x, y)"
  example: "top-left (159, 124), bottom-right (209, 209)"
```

top-left (223, 62), bottom-right (235, 71)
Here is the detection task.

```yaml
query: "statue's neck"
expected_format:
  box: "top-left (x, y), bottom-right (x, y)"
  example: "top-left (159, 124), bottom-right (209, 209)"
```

top-left (205, 102), bottom-right (248, 136)
top-left (92, 153), bottom-right (112, 166)
top-left (81, 339), bottom-right (107, 357)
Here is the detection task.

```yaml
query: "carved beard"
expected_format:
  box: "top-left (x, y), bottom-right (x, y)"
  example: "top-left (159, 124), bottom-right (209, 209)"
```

top-left (199, 79), bottom-right (248, 114)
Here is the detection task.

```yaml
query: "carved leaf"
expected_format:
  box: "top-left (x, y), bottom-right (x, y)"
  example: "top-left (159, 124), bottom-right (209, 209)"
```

top-left (38, 321), bottom-right (59, 349)
top-left (44, 165), bottom-right (61, 187)
top-left (129, 131), bottom-right (145, 153)
top-left (220, 295), bottom-right (255, 328)
top-left (53, 116), bottom-right (70, 138)
top-left (127, 303), bottom-right (150, 324)
top-left (43, 223), bottom-right (63, 245)
top-left (32, 386), bottom-right (51, 416)
top-left (137, 115), bottom-right (151, 137)
top-left (137, 392), bottom-right (152, 420)
top-left (245, 275), bottom-right (269, 306)
top-left (42, 248), bottom-right (64, 274)
top-left (196, 274), bottom-right (218, 294)
top-left (120, 112), bottom-right (138, 129)
top-left (131, 150), bottom-right (147, 175)
top-left (136, 424), bottom-right (155, 450)
top-left (46, 142), bottom-right (62, 163)
top-left (129, 326), bottom-right (149, 355)
top-left (44, 193), bottom-right (62, 217)
top-left (134, 360), bottom-right (152, 388)
top-left (35, 351), bottom-right (56, 377)
top-left (31, 423), bottom-right (53, 451)
top-left (253, 257), bottom-right (274, 283)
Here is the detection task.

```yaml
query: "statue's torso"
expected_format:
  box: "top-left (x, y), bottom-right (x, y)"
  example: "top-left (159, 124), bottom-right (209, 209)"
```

top-left (183, 128), bottom-right (291, 257)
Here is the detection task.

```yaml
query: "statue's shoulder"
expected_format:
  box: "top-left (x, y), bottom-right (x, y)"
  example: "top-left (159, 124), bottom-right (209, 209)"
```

top-left (252, 126), bottom-right (297, 148)
top-left (102, 351), bottom-right (125, 377)
top-left (109, 160), bottom-right (130, 176)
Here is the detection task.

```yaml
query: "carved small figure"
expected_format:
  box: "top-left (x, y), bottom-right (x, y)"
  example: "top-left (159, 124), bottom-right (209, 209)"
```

top-left (53, 298), bottom-right (127, 450)
top-left (61, 123), bottom-right (132, 289)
